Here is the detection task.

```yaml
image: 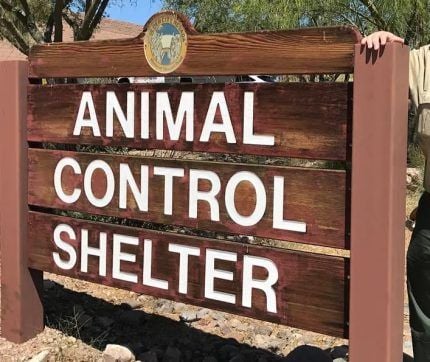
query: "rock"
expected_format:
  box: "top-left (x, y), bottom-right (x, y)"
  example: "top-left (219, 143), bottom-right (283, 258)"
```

top-left (220, 326), bottom-right (233, 335)
top-left (173, 303), bottom-right (186, 313)
top-left (235, 323), bottom-right (249, 332)
top-left (180, 311), bottom-right (199, 323)
top-left (254, 334), bottom-right (283, 351)
top-left (407, 168), bottom-right (421, 180)
top-left (28, 350), bottom-right (50, 362)
top-left (158, 302), bottom-right (174, 314)
top-left (138, 351), bottom-right (158, 362)
top-left (254, 325), bottom-right (272, 336)
top-left (229, 319), bottom-right (241, 328)
top-left (103, 344), bottom-right (136, 362)
top-left (197, 308), bottom-right (211, 319)
top-left (121, 299), bottom-right (143, 310)
top-left (210, 312), bottom-right (226, 321)
top-left (162, 346), bottom-right (181, 362)
top-left (276, 329), bottom-right (290, 340)
top-left (67, 336), bottom-right (77, 344)
top-left (407, 168), bottom-right (422, 191)
top-left (404, 339), bottom-right (413, 356)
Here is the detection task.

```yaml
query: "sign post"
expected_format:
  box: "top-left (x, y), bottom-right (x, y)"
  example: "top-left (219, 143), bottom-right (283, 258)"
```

top-left (0, 61), bottom-right (44, 343)
top-left (350, 44), bottom-right (409, 361)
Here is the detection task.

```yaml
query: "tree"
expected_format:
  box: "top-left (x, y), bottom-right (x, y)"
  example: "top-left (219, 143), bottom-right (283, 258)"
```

top-left (162, 0), bottom-right (430, 48)
top-left (0, 0), bottom-right (133, 55)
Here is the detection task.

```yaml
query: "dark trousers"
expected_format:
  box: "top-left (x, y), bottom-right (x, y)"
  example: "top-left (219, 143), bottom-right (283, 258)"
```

top-left (408, 192), bottom-right (430, 361)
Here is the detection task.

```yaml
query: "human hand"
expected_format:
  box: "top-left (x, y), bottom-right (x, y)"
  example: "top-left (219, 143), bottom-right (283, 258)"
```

top-left (361, 31), bottom-right (404, 50)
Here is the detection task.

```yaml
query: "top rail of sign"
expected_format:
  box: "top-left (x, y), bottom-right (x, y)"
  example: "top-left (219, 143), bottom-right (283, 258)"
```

top-left (28, 11), bottom-right (362, 79)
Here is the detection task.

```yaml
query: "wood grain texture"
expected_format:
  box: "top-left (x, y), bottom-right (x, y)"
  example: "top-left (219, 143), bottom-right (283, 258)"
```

top-left (28, 82), bottom-right (352, 161)
top-left (28, 211), bottom-right (349, 337)
top-left (29, 26), bottom-right (361, 78)
top-left (28, 149), bottom-right (347, 248)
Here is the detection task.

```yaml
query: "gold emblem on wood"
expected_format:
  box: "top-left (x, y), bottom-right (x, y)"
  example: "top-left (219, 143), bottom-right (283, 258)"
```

top-left (144, 13), bottom-right (188, 74)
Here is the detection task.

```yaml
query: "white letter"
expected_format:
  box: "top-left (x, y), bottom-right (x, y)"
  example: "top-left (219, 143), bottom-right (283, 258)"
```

top-left (156, 92), bottom-right (194, 141)
top-left (112, 234), bottom-right (138, 283)
top-left (205, 249), bottom-right (237, 304)
top-left (84, 160), bottom-right (115, 208)
top-left (54, 157), bottom-right (82, 204)
top-left (189, 169), bottom-right (221, 221)
top-left (52, 224), bottom-right (77, 270)
top-left (106, 91), bottom-right (135, 138)
top-left (143, 239), bottom-right (168, 289)
top-left (154, 167), bottom-right (185, 215)
top-left (73, 92), bottom-right (101, 137)
top-left (200, 92), bottom-right (236, 143)
top-left (273, 176), bottom-right (307, 233)
top-left (141, 92), bottom-right (149, 139)
top-left (80, 229), bottom-right (107, 277)
top-left (243, 92), bottom-right (275, 146)
top-left (168, 244), bottom-right (200, 294)
top-left (242, 255), bottom-right (278, 313)
top-left (119, 164), bottom-right (149, 212)
top-left (225, 172), bottom-right (266, 226)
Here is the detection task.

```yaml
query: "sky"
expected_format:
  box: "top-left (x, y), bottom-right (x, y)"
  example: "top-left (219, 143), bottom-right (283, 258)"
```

top-left (107, 1), bottom-right (164, 25)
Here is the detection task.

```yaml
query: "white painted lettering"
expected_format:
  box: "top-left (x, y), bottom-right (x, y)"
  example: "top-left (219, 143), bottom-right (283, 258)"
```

top-left (156, 92), bottom-right (194, 141)
top-left (205, 249), bottom-right (237, 304)
top-left (106, 91), bottom-right (135, 138)
top-left (225, 171), bottom-right (266, 226)
top-left (168, 243), bottom-right (200, 294)
top-left (54, 157), bottom-right (82, 204)
top-left (200, 92), bottom-right (236, 143)
top-left (112, 234), bottom-right (138, 283)
top-left (143, 239), bottom-right (169, 289)
top-left (80, 229), bottom-right (107, 277)
top-left (52, 224), bottom-right (77, 270)
top-left (189, 169), bottom-right (221, 221)
top-left (119, 164), bottom-right (149, 212)
top-left (73, 92), bottom-right (101, 137)
top-left (242, 255), bottom-right (278, 313)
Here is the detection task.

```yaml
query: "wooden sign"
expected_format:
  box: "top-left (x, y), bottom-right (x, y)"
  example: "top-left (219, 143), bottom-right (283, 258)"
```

top-left (0, 10), bottom-right (409, 362)
top-left (28, 149), bottom-right (346, 248)
top-left (28, 212), bottom-right (347, 337)
top-left (28, 83), bottom-right (351, 160)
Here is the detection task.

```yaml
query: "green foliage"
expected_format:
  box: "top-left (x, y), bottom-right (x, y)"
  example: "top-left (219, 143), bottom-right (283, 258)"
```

top-left (162, 0), bottom-right (430, 48)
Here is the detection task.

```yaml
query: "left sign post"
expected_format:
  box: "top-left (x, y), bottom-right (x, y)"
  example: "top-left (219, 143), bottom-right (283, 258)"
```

top-left (0, 61), bottom-right (44, 342)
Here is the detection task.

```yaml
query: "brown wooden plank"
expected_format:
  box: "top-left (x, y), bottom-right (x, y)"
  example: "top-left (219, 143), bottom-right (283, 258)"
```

top-left (28, 149), bottom-right (347, 248)
top-left (29, 27), bottom-right (361, 78)
top-left (28, 211), bottom-right (349, 337)
top-left (28, 82), bottom-right (351, 161)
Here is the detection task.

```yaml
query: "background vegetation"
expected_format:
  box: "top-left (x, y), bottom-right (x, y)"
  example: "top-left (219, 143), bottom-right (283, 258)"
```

top-left (162, 0), bottom-right (430, 48)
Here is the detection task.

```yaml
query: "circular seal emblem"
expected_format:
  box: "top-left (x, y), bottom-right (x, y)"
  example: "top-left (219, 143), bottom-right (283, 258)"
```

top-left (144, 13), bottom-right (188, 74)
